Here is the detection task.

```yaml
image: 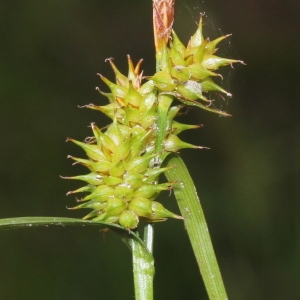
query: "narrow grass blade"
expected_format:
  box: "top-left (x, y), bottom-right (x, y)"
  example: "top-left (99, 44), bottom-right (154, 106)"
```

top-left (164, 154), bottom-right (228, 300)
top-left (0, 216), bottom-right (137, 238)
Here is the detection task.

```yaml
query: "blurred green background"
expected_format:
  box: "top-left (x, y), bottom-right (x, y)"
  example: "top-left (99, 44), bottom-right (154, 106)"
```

top-left (0, 0), bottom-right (299, 299)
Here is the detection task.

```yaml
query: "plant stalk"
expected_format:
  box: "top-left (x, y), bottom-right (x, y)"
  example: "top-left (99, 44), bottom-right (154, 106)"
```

top-left (129, 236), bottom-right (155, 300)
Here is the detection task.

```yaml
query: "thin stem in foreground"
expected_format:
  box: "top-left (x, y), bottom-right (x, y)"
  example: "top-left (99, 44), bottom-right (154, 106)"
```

top-left (131, 3), bottom-right (176, 298)
top-left (129, 236), bottom-right (155, 300)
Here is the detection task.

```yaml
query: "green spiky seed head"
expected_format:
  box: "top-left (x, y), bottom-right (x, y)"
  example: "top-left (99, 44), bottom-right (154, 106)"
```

top-left (63, 57), bottom-right (202, 229)
top-left (63, 16), bottom-right (242, 229)
top-left (152, 15), bottom-right (244, 116)
top-left (64, 9), bottom-right (242, 230)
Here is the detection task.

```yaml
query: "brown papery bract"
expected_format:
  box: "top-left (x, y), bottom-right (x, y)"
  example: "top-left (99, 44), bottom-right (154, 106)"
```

top-left (153, 0), bottom-right (175, 53)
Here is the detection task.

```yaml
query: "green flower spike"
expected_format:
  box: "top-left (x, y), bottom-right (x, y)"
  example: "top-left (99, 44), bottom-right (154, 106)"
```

top-left (151, 15), bottom-right (244, 116)
top-left (64, 56), bottom-right (204, 229)
top-left (64, 13), bottom-right (243, 230)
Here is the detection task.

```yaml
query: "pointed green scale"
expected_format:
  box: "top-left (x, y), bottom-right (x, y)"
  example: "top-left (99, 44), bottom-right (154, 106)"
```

top-left (171, 30), bottom-right (186, 56)
top-left (205, 34), bottom-right (231, 55)
top-left (188, 63), bottom-right (219, 80)
top-left (86, 103), bottom-right (124, 121)
top-left (111, 138), bottom-right (131, 163)
top-left (117, 124), bottom-right (131, 140)
top-left (100, 144), bottom-right (112, 162)
top-left (118, 210), bottom-right (139, 229)
top-left (61, 173), bottom-right (103, 185)
top-left (151, 201), bottom-right (183, 220)
top-left (107, 58), bottom-right (129, 88)
top-left (102, 176), bottom-right (123, 186)
top-left (109, 159), bottom-right (126, 177)
top-left (127, 55), bottom-right (137, 81)
top-left (202, 55), bottom-right (241, 70)
top-left (124, 107), bottom-right (142, 127)
top-left (158, 44), bottom-right (172, 72)
top-left (68, 155), bottom-right (96, 169)
top-left (66, 185), bottom-right (95, 195)
top-left (129, 128), bottom-right (153, 158)
top-left (187, 16), bottom-right (204, 49)
top-left (90, 122), bottom-right (102, 143)
top-left (185, 55), bottom-right (194, 66)
top-left (93, 123), bottom-right (121, 160)
top-left (143, 166), bottom-right (173, 182)
top-left (85, 160), bottom-right (112, 174)
top-left (68, 138), bottom-right (106, 161)
top-left (82, 210), bottom-right (100, 220)
top-left (185, 37), bottom-right (206, 61)
top-left (104, 197), bottom-right (127, 216)
top-left (176, 81), bottom-right (209, 102)
top-left (184, 46), bottom-right (199, 60)
top-left (124, 81), bottom-right (143, 107)
top-left (140, 103), bottom-right (157, 129)
top-left (164, 134), bottom-right (200, 152)
top-left (93, 213), bottom-right (119, 223)
top-left (99, 74), bottom-right (128, 99)
top-left (97, 129), bottom-right (116, 153)
top-left (130, 124), bottom-right (148, 137)
top-left (168, 46), bottom-right (186, 66)
top-left (114, 185), bottom-right (134, 201)
top-left (139, 80), bottom-right (156, 96)
top-left (151, 70), bottom-right (176, 92)
top-left (127, 152), bottom-right (158, 174)
top-left (128, 197), bottom-right (153, 218)
top-left (95, 88), bottom-right (115, 103)
top-left (71, 201), bottom-right (106, 210)
top-left (192, 43), bottom-right (206, 64)
top-left (171, 66), bottom-right (190, 83)
top-left (201, 78), bottom-right (232, 96)
top-left (123, 172), bottom-right (144, 189)
top-left (167, 105), bottom-right (182, 123)
top-left (171, 121), bottom-right (200, 135)
top-left (139, 91), bottom-right (157, 112)
top-left (105, 116), bottom-right (124, 147)
top-left (83, 184), bottom-right (114, 202)
top-left (133, 182), bottom-right (172, 200)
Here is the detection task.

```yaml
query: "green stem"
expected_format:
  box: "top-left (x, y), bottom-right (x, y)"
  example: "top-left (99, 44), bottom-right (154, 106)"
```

top-left (130, 11), bottom-right (175, 297)
top-left (129, 236), bottom-right (155, 300)
top-left (130, 54), bottom-right (174, 300)
top-left (164, 154), bottom-right (228, 300)
top-left (155, 94), bottom-right (173, 154)
top-left (143, 223), bottom-right (154, 253)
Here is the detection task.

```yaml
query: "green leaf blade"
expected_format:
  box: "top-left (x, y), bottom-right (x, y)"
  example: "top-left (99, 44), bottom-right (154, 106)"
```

top-left (0, 216), bottom-right (126, 231)
top-left (164, 154), bottom-right (228, 300)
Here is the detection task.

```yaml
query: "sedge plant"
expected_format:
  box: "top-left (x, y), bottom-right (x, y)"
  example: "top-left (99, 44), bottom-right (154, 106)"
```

top-left (0, 1), bottom-right (243, 299)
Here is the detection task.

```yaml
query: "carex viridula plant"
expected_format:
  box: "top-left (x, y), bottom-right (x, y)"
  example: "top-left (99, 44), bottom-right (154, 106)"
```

top-left (0, 1), bottom-right (244, 299)
top-left (63, 0), bottom-right (242, 231)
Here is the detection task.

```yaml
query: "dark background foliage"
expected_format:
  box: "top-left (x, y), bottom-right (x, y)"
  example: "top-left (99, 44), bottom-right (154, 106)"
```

top-left (0, 0), bottom-right (299, 299)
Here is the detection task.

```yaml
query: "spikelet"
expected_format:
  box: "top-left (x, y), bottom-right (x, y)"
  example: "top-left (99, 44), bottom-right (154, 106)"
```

top-left (151, 15), bottom-right (244, 116)
top-left (64, 16), bottom-right (242, 229)
top-left (63, 56), bottom-right (203, 229)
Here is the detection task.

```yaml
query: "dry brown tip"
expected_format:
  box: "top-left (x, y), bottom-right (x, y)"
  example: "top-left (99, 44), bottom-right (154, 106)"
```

top-left (153, 0), bottom-right (175, 52)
